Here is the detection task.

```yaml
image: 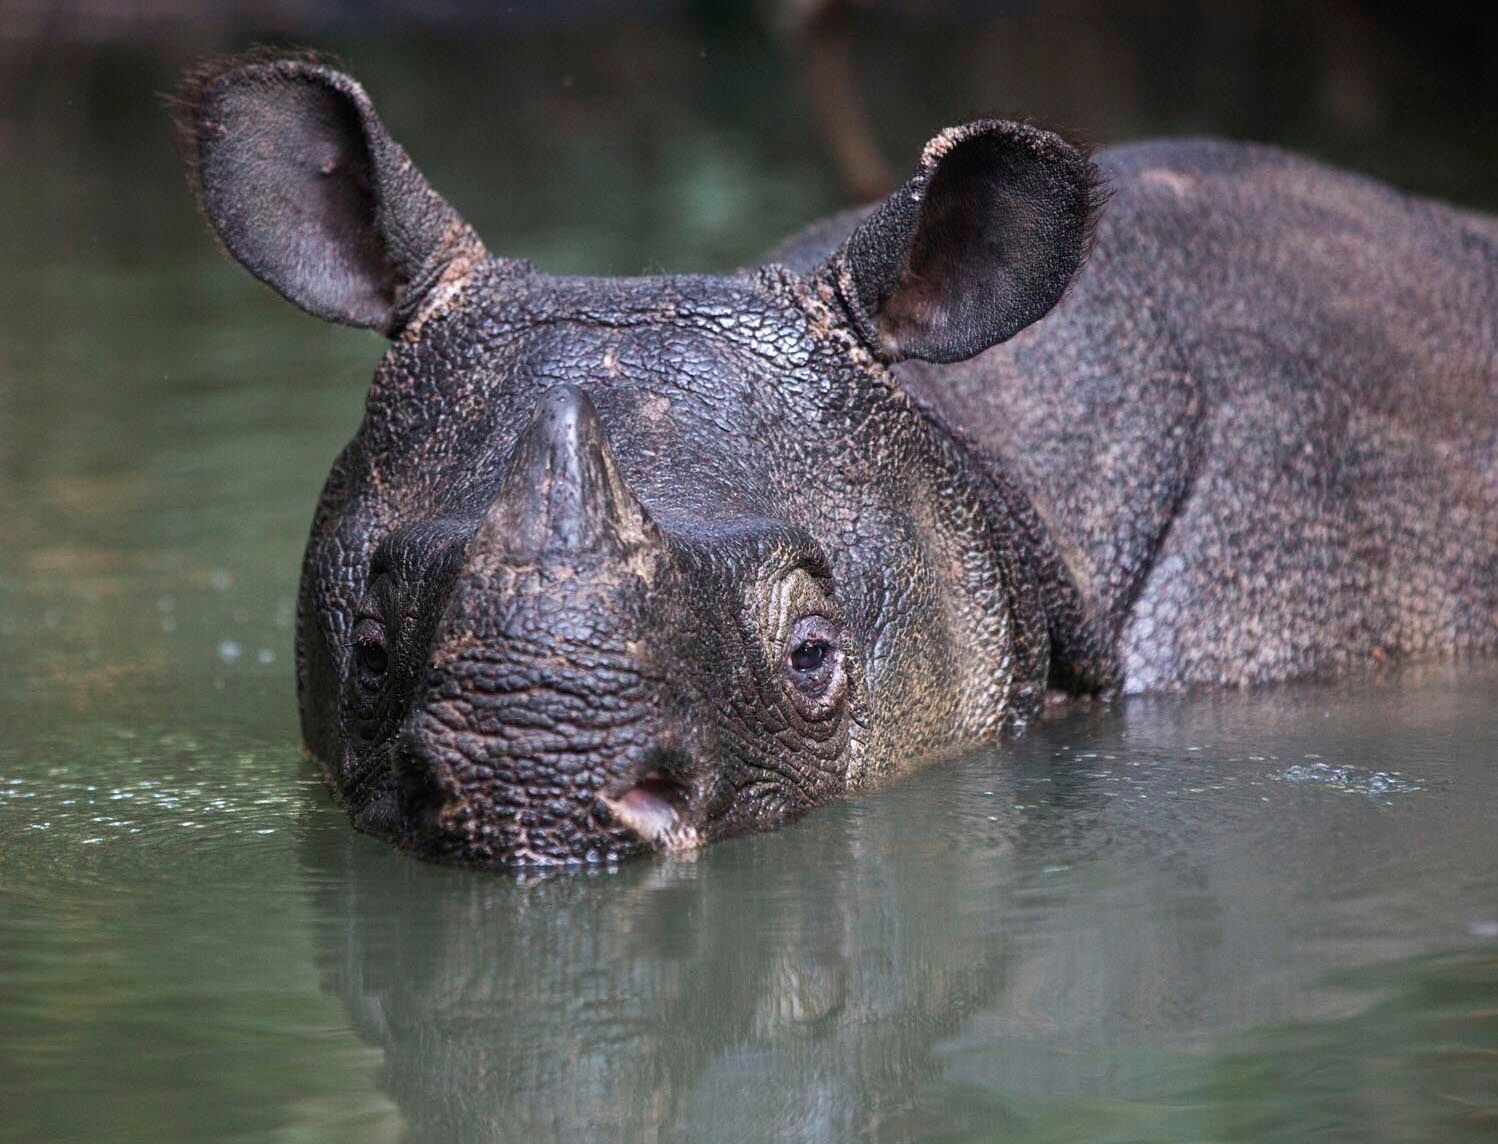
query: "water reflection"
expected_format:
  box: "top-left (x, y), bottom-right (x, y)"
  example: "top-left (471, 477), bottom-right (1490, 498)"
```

top-left (306, 802), bottom-right (1016, 1140)
top-left (303, 669), bottom-right (1498, 1142)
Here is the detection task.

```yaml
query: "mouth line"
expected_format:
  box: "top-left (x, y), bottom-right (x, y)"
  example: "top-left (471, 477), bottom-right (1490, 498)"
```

top-left (599, 770), bottom-right (701, 852)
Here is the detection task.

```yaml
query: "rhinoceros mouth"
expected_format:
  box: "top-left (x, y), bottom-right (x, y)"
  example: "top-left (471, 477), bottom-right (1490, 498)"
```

top-left (598, 771), bottom-right (701, 852)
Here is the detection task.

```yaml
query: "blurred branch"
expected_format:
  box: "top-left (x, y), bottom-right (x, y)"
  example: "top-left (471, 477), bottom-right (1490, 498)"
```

top-left (780, 0), bottom-right (894, 203)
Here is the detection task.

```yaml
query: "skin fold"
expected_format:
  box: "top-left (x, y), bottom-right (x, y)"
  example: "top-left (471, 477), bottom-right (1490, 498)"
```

top-left (176, 54), bottom-right (1498, 868)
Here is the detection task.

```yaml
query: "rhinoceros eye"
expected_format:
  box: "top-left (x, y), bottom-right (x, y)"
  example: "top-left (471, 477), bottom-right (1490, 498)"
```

top-left (356, 639), bottom-right (388, 676)
top-left (789, 640), bottom-right (828, 672)
top-left (783, 615), bottom-right (842, 710)
top-left (351, 617), bottom-right (389, 684)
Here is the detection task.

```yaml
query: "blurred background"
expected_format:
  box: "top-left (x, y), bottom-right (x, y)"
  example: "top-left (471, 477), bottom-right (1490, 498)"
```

top-left (2, 0), bottom-right (1496, 276)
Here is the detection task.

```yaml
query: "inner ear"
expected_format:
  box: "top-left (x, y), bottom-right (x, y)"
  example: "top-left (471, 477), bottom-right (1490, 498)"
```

top-left (204, 73), bottom-right (391, 327)
top-left (828, 121), bottom-right (1100, 364)
top-left (177, 55), bottom-right (486, 335)
top-left (883, 135), bottom-right (1060, 352)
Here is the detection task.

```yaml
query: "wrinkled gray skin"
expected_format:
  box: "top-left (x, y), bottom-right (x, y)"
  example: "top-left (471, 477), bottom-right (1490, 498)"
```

top-left (177, 55), bottom-right (1498, 869)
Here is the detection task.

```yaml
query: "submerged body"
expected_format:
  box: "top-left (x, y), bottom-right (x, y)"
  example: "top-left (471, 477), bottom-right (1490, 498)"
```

top-left (178, 56), bottom-right (1498, 868)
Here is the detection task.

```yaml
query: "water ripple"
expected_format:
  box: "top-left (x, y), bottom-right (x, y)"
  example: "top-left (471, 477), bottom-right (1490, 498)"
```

top-left (1274, 760), bottom-right (1424, 796)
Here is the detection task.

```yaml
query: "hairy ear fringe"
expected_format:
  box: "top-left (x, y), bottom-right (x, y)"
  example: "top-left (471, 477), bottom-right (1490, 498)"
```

top-left (166, 49), bottom-right (495, 336)
top-left (1054, 128), bottom-right (1113, 308)
top-left (823, 118), bottom-right (1111, 365)
top-left (166, 46), bottom-right (348, 240)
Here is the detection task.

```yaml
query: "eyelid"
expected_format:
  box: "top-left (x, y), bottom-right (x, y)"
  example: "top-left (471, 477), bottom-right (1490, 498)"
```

top-left (797, 551), bottom-right (833, 584)
top-left (779, 541), bottom-right (833, 586)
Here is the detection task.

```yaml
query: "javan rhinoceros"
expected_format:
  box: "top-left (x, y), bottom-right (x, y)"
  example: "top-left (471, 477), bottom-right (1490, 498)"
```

top-left (176, 54), bottom-right (1498, 867)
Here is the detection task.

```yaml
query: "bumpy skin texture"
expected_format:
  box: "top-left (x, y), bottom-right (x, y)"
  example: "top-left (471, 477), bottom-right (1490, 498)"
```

top-left (302, 265), bottom-right (1050, 865)
top-left (177, 57), bottom-right (1498, 868)
top-left (896, 143), bottom-right (1498, 691)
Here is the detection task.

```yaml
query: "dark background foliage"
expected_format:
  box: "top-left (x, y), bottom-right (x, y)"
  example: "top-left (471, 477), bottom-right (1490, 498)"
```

top-left (2, 0), bottom-right (1494, 280)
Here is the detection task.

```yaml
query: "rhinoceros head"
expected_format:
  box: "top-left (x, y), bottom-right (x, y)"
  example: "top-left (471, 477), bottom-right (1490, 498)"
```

top-left (176, 53), bottom-right (1097, 866)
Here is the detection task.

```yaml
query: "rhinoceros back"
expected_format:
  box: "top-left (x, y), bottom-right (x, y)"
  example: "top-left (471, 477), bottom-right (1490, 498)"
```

top-left (893, 138), bottom-right (1498, 690)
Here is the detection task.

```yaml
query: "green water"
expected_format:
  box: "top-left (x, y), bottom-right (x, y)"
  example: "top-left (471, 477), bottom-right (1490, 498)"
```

top-left (3, 24), bottom-right (1497, 1144)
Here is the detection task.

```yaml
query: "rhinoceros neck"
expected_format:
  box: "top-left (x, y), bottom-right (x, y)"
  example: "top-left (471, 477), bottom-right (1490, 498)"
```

top-left (900, 138), bottom-right (1498, 694)
top-left (766, 202), bottom-right (1132, 694)
top-left (894, 360), bottom-right (1125, 696)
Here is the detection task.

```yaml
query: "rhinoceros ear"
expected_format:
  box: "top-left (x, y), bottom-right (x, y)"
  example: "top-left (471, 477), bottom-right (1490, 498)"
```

top-left (174, 53), bottom-right (487, 336)
top-left (823, 120), bottom-right (1100, 364)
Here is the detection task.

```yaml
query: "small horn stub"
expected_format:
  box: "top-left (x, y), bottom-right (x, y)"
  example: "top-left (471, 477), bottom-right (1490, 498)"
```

top-left (474, 385), bottom-right (660, 563)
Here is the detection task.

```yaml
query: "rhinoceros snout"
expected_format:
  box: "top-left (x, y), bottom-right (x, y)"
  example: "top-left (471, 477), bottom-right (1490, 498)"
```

top-left (392, 727), bottom-right (705, 866)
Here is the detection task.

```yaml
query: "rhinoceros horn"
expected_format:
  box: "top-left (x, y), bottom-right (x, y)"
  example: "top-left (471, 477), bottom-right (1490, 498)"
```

top-left (472, 384), bottom-right (661, 564)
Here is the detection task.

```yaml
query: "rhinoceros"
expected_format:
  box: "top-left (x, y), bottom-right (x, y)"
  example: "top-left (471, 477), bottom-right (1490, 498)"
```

top-left (176, 54), bottom-right (1498, 867)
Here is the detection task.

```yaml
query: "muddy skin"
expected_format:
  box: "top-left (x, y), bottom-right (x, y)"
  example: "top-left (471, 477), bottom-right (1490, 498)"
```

top-left (175, 55), bottom-right (1498, 869)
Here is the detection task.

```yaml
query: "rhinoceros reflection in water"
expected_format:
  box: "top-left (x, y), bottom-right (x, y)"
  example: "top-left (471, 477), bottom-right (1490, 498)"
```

top-left (301, 681), bottom-right (1498, 1141)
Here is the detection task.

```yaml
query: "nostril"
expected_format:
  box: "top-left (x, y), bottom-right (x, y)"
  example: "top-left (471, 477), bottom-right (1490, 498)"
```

top-left (395, 755), bottom-right (446, 838)
top-left (598, 769), bottom-right (694, 848)
top-left (633, 772), bottom-right (689, 809)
